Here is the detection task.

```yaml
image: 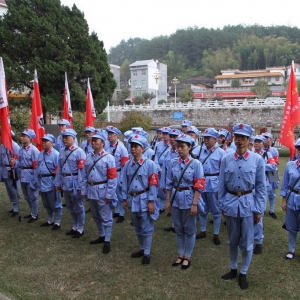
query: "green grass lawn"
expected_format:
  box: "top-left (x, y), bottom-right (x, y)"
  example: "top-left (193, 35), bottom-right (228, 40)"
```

top-left (0, 156), bottom-right (299, 300)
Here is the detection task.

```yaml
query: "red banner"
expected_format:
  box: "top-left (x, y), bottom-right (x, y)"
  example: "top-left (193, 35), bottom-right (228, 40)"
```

top-left (279, 65), bottom-right (300, 159)
top-left (63, 72), bottom-right (73, 128)
top-left (29, 70), bottom-right (45, 151)
top-left (85, 78), bottom-right (96, 127)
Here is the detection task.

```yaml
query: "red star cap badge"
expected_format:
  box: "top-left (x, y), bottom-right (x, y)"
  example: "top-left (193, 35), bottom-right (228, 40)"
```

top-left (239, 124), bottom-right (244, 129)
top-left (205, 129), bottom-right (208, 133)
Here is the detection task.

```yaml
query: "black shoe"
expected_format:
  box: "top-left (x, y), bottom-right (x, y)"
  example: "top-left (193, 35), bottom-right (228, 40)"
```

top-left (167, 213), bottom-right (171, 217)
top-left (90, 236), bottom-right (105, 244)
top-left (52, 224), bottom-right (61, 230)
top-left (27, 217), bottom-right (38, 223)
top-left (40, 221), bottom-right (54, 227)
top-left (224, 220), bottom-right (227, 226)
top-left (72, 231), bottom-right (84, 238)
top-left (159, 209), bottom-right (165, 214)
top-left (269, 211), bottom-right (277, 219)
top-left (131, 250), bottom-right (144, 258)
top-left (142, 255), bottom-right (150, 265)
top-left (23, 214), bottom-right (31, 219)
top-left (253, 244), bottom-right (263, 254)
top-left (213, 234), bottom-right (221, 245)
top-left (62, 203), bottom-right (66, 207)
top-left (11, 212), bottom-right (18, 217)
top-left (181, 259), bottom-right (191, 270)
top-left (238, 273), bottom-right (248, 290)
top-left (7, 209), bottom-right (13, 213)
top-left (113, 213), bottom-right (120, 218)
top-left (221, 269), bottom-right (237, 280)
top-left (196, 231), bottom-right (206, 239)
top-left (85, 208), bottom-right (91, 213)
top-left (66, 229), bottom-right (77, 236)
top-left (164, 227), bottom-right (175, 233)
top-left (116, 216), bottom-right (124, 223)
top-left (102, 242), bottom-right (111, 254)
top-left (209, 219), bottom-right (214, 224)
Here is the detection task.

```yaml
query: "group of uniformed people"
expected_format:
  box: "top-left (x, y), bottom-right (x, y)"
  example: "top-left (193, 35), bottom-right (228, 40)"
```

top-left (1, 117), bottom-right (300, 291)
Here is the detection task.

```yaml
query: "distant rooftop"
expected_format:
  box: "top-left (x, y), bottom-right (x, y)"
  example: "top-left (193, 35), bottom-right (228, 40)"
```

top-left (129, 60), bottom-right (156, 67)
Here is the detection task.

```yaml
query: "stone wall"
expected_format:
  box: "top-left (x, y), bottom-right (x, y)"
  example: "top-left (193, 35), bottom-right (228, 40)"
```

top-left (109, 106), bottom-right (284, 127)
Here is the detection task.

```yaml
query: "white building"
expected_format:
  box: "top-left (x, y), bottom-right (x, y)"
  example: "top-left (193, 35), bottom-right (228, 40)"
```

top-left (286, 63), bottom-right (300, 81)
top-left (0, 0), bottom-right (7, 16)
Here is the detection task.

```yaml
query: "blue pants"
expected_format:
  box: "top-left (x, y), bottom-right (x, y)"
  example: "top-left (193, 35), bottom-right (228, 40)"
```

top-left (172, 206), bottom-right (197, 258)
top-left (115, 174), bottom-right (125, 216)
top-left (90, 199), bottom-right (113, 242)
top-left (21, 182), bottom-right (38, 217)
top-left (4, 177), bottom-right (21, 212)
top-left (225, 213), bottom-right (254, 274)
top-left (158, 171), bottom-right (166, 209)
top-left (64, 190), bottom-right (85, 232)
top-left (267, 185), bottom-right (276, 213)
top-left (40, 190), bottom-right (62, 224)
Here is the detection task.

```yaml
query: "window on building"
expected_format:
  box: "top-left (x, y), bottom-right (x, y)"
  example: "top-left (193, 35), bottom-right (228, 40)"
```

top-left (133, 80), bottom-right (137, 87)
top-left (141, 80), bottom-right (146, 86)
top-left (142, 69), bottom-right (146, 75)
top-left (267, 77), bottom-right (271, 82)
top-left (226, 79), bottom-right (230, 84)
top-left (219, 79), bottom-right (223, 84)
top-left (133, 71), bottom-right (137, 76)
top-left (275, 76), bottom-right (280, 81)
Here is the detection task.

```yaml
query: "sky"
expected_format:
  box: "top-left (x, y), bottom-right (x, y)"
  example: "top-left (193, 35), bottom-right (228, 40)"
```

top-left (60, 0), bottom-right (300, 53)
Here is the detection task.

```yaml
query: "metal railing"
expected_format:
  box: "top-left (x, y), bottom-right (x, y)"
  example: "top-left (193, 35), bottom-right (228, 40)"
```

top-left (105, 98), bottom-right (286, 111)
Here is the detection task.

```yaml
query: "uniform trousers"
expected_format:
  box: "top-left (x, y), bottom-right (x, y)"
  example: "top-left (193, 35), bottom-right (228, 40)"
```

top-left (225, 212), bottom-right (254, 274)
top-left (114, 173), bottom-right (125, 216)
top-left (285, 207), bottom-right (300, 253)
top-left (21, 182), bottom-right (38, 217)
top-left (172, 206), bottom-right (197, 258)
top-left (90, 199), bottom-right (113, 242)
top-left (254, 217), bottom-right (264, 245)
top-left (4, 178), bottom-right (21, 212)
top-left (64, 190), bottom-right (85, 233)
top-left (267, 185), bottom-right (276, 213)
top-left (40, 190), bottom-right (62, 224)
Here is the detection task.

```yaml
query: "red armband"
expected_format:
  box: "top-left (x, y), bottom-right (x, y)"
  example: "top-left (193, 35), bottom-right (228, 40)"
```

top-left (267, 157), bottom-right (276, 165)
top-left (54, 166), bottom-right (58, 175)
top-left (193, 177), bottom-right (206, 191)
top-left (148, 173), bottom-right (159, 186)
top-left (120, 156), bottom-right (129, 166)
top-left (77, 158), bottom-right (85, 169)
top-left (107, 167), bottom-right (117, 179)
top-left (13, 154), bottom-right (18, 159)
top-left (32, 160), bottom-right (37, 170)
top-left (273, 156), bottom-right (279, 165)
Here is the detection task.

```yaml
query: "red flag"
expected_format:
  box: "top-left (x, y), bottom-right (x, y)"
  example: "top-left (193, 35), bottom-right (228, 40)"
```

top-left (85, 78), bottom-right (96, 127)
top-left (63, 72), bottom-right (73, 128)
top-left (279, 65), bottom-right (300, 159)
top-left (0, 57), bottom-right (12, 154)
top-left (29, 69), bottom-right (45, 151)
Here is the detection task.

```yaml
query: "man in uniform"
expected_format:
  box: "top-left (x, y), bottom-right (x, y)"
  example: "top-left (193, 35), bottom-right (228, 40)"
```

top-left (262, 132), bottom-right (279, 218)
top-left (106, 126), bottom-right (129, 223)
top-left (54, 119), bottom-right (77, 152)
top-left (218, 129), bottom-right (234, 154)
top-left (80, 126), bottom-right (95, 155)
top-left (55, 129), bottom-right (86, 238)
top-left (219, 123), bottom-right (267, 290)
top-left (181, 120), bottom-right (192, 134)
top-left (0, 130), bottom-right (21, 217)
top-left (196, 128), bottom-right (225, 245)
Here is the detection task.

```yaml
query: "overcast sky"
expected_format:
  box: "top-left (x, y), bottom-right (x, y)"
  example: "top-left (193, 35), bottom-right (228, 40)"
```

top-left (60, 0), bottom-right (300, 53)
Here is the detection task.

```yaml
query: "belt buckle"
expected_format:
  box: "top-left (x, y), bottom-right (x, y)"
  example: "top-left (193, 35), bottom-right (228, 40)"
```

top-left (90, 182), bottom-right (95, 186)
top-left (237, 191), bottom-right (242, 196)
top-left (132, 192), bottom-right (137, 196)
top-left (63, 174), bottom-right (67, 177)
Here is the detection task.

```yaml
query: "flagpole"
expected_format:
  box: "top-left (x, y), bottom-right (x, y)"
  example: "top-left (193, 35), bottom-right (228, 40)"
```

top-left (107, 101), bottom-right (110, 122)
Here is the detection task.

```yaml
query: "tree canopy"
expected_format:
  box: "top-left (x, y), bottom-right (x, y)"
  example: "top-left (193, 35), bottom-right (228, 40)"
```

top-left (0, 0), bottom-right (116, 115)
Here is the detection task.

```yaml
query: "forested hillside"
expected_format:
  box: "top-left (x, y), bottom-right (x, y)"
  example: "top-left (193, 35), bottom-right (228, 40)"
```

top-left (108, 25), bottom-right (300, 81)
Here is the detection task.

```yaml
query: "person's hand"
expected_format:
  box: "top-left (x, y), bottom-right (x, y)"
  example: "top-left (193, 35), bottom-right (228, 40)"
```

top-left (123, 200), bottom-right (128, 210)
top-left (10, 158), bottom-right (16, 165)
top-left (83, 195), bottom-right (88, 200)
top-left (254, 213), bottom-right (261, 225)
top-left (282, 197), bottom-right (287, 212)
top-left (105, 198), bottom-right (112, 203)
top-left (148, 201), bottom-right (155, 214)
top-left (55, 186), bottom-right (61, 192)
top-left (190, 204), bottom-right (198, 216)
top-left (162, 188), bottom-right (166, 194)
top-left (166, 199), bottom-right (171, 213)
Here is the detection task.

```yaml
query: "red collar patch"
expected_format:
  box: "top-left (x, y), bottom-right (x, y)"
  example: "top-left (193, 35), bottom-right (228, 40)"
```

top-left (25, 145), bottom-right (31, 150)
top-left (178, 157), bottom-right (190, 164)
top-left (69, 145), bottom-right (76, 150)
top-left (47, 149), bottom-right (52, 155)
top-left (296, 160), bottom-right (300, 167)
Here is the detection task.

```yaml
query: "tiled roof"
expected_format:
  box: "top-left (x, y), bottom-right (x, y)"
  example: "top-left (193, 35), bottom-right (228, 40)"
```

top-left (215, 72), bottom-right (283, 79)
top-left (0, 0), bottom-right (7, 5)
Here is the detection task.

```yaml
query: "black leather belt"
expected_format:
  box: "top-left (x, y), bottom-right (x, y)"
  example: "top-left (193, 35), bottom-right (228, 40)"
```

top-left (175, 186), bottom-right (193, 191)
top-left (88, 180), bottom-right (108, 186)
top-left (129, 187), bottom-right (149, 196)
top-left (21, 166), bottom-right (33, 170)
top-left (62, 173), bottom-right (78, 177)
top-left (204, 173), bottom-right (219, 177)
top-left (117, 168), bottom-right (121, 172)
top-left (228, 190), bottom-right (252, 196)
top-left (3, 164), bottom-right (11, 167)
top-left (291, 188), bottom-right (300, 194)
top-left (39, 174), bottom-right (55, 178)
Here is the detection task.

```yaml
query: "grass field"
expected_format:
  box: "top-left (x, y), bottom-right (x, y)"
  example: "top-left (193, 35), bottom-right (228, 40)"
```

top-left (0, 156), bottom-right (299, 300)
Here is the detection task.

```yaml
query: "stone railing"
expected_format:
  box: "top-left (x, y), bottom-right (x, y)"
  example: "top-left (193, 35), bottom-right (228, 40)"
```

top-left (105, 98), bottom-right (286, 111)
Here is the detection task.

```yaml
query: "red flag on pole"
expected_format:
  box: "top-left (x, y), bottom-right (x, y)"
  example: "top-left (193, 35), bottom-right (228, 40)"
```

top-left (29, 69), bottom-right (45, 151)
top-left (0, 57), bottom-right (12, 154)
top-left (279, 64), bottom-right (300, 159)
top-left (85, 78), bottom-right (96, 127)
top-left (63, 72), bottom-right (73, 128)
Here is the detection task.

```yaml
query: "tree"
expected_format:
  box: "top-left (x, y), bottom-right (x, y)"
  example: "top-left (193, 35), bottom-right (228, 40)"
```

top-left (178, 85), bottom-right (194, 102)
top-left (231, 79), bottom-right (241, 87)
top-left (134, 96), bottom-right (143, 105)
top-left (251, 80), bottom-right (272, 98)
top-left (119, 111), bottom-right (152, 133)
top-left (142, 92), bottom-right (155, 103)
top-left (120, 59), bottom-right (131, 84)
top-left (117, 88), bottom-right (130, 103)
top-left (9, 106), bottom-right (31, 141)
top-left (0, 0), bottom-right (116, 116)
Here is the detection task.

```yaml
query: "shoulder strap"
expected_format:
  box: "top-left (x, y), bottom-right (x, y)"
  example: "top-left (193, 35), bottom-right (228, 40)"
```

top-left (129, 158), bottom-right (149, 187)
top-left (193, 145), bottom-right (200, 151)
top-left (87, 154), bottom-right (108, 176)
top-left (111, 142), bottom-right (118, 157)
top-left (198, 142), bottom-right (204, 161)
top-left (202, 146), bottom-right (220, 165)
top-left (62, 149), bottom-right (76, 167)
top-left (286, 171), bottom-right (300, 202)
top-left (43, 152), bottom-right (54, 175)
top-left (158, 144), bottom-right (169, 160)
top-left (171, 159), bottom-right (194, 205)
